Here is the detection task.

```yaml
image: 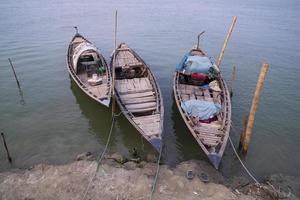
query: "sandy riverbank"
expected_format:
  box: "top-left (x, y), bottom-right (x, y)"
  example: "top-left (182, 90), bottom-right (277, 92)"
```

top-left (0, 152), bottom-right (298, 200)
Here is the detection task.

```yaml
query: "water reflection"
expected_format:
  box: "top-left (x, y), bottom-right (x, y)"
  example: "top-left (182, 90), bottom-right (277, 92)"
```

top-left (171, 99), bottom-right (208, 163)
top-left (70, 79), bottom-right (155, 158)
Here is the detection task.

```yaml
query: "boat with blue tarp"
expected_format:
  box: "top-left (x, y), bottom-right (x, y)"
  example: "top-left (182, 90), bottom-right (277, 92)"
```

top-left (173, 36), bottom-right (231, 169)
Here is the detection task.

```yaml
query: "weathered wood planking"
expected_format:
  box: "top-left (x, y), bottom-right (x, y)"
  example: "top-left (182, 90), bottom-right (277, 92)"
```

top-left (111, 43), bottom-right (164, 151)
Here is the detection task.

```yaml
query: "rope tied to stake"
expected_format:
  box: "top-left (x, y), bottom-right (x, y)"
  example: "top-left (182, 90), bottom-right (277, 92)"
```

top-left (229, 122), bottom-right (259, 184)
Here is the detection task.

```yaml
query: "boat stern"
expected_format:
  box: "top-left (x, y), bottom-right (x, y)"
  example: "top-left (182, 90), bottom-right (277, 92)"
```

top-left (208, 153), bottom-right (222, 169)
top-left (100, 98), bottom-right (111, 107)
top-left (149, 138), bottom-right (162, 152)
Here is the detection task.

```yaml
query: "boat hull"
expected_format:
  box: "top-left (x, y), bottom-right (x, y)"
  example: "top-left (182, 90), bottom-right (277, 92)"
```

top-left (173, 48), bottom-right (231, 169)
top-left (67, 34), bottom-right (111, 107)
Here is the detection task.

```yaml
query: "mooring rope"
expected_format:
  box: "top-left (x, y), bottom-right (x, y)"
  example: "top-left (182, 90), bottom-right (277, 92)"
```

top-left (149, 140), bottom-right (163, 200)
top-left (229, 122), bottom-right (260, 184)
top-left (229, 122), bottom-right (294, 198)
top-left (228, 136), bottom-right (259, 184)
top-left (81, 115), bottom-right (116, 200)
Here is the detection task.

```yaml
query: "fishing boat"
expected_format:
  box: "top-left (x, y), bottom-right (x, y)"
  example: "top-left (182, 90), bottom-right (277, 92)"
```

top-left (173, 35), bottom-right (231, 169)
top-left (111, 43), bottom-right (164, 151)
top-left (67, 29), bottom-right (111, 107)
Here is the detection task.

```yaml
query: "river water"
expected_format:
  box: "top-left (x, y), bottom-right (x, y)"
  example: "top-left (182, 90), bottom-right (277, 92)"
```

top-left (0, 0), bottom-right (300, 179)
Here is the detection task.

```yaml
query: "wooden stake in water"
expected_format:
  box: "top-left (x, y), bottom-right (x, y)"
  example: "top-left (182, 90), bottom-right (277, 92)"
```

top-left (1, 133), bottom-right (12, 164)
top-left (8, 58), bottom-right (21, 88)
top-left (241, 63), bottom-right (269, 154)
top-left (217, 16), bottom-right (237, 68)
top-left (112, 9), bottom-right (118, 117)
top-left (239, 115), bottom-right (248, 149)
top-left (8, 58), bottom-right (25, 105)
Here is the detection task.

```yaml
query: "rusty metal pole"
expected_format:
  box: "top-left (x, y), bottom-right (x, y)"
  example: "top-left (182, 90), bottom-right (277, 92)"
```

top-left (241, 63), bottom-right (269, 154)
top-left (217, 16), bottom-right (237, 68)
top-left (1, 133), bottom-right (12, 163)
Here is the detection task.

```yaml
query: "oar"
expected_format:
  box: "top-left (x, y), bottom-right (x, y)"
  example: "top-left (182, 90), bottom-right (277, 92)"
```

top-left (112, 10), bottom-right (118, 117)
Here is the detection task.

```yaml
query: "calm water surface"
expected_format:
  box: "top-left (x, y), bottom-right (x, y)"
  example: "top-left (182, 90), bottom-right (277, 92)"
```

top-left (1, 0), bottom-right (300, 179)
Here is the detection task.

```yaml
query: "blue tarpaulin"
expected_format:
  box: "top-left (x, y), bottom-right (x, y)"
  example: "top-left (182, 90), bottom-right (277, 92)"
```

top-left (176, 52), bottom-right (190, 71)
top-left (184, 56), bottom-right (212, 73)
top-left (181, 99), bottom-right (221, 120)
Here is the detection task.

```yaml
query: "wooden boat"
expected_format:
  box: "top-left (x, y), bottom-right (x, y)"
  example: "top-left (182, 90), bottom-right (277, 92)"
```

top-left (67, 32), bottom-right (111, 107)
top-left (111, 43), bottom-right (164, 151)
top-left (173, 45), bottom-right (231, 169)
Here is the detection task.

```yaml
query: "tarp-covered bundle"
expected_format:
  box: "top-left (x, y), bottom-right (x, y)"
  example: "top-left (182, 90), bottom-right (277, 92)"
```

top-left (181, 99), bottom-right (221, 120)
top-left (184, 56), bottom-right (212, 74)
top-left (176, 52), bottom-right (190, 71)
top-left (176, 54), bottom-right (213, 74)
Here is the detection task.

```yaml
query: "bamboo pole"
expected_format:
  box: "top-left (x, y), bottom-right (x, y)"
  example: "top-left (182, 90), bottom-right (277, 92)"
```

top-left (111, 10), bottom-right (118, 117)
top-left (239, 115), bottom-right (248, 149)
top-left (217, 16), bottom-right (237, 68)
top-left (241, 63), bottom-right (269, 154)
top-left (1, 133), bottom-right (12, 164)
top-left (230, 65), bottom-right (236, 97)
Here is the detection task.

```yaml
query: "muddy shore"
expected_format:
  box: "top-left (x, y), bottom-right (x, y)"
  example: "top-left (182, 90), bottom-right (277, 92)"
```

top-left (0, 152), bottom-right (299, 200)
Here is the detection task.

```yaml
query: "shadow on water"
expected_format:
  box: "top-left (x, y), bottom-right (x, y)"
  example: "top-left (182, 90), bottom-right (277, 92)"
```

top-left (70, 79), bottom-right (113, 143)
top-left (113, 114), bottom-right (156, 159)
top-left (70, 79), bottom-right (156, 159)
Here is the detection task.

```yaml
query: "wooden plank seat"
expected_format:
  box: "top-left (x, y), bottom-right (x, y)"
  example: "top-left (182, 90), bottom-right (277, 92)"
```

top-left (132, 114), bottom-right (160, 124)
top-left (198, 135), bottom-right (222, 141)
top-left (199, 121), bottom-right (222, 129)
top-left (125, 102), bottom-right (156, 110)
top-left (115, 62), bottom-right (143, 68)
top-left (120, 93), bottom-right (157, 113)
top-left (200, 138), bottom-right (221, 146)
top-left (116, 50), bottom-right (140, 67)
top-left (196, 127), bottom-right (222, 146)
top-left (122, 96), bottom-right (156, 105)
top-left (119, 91), bottom-right (154, 100)
top-left (128, 107), bottom-right (156, 113)
top-left (116, 78), bottom-right (153, 95)
top-left (117, 77), bottom-right (157, 113)
top-left (178, 84), bottom-right (219, 103)
top-left (194, 126), bottom-right (224, 136)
